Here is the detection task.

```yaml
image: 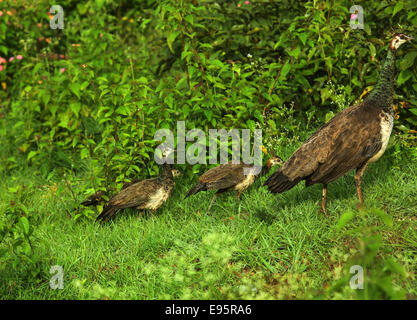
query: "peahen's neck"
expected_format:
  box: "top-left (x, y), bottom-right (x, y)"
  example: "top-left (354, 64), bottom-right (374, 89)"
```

top-left (159, 162), bottom-right (173, 180)
top-left (260, 164), bottom-right (272, 176)
top-left (365, 48), bottom-right (396, 111)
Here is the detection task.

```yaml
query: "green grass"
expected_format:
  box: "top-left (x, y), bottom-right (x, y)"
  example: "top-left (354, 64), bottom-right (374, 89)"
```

top-left (1, 139), bottom-right (416, 299)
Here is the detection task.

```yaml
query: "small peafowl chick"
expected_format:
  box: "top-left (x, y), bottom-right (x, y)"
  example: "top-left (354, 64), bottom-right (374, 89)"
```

top-left (81, 169), bottom-right (181, 207)
top-left (185, 156), bottom-right (283, 211)
top-left (96, 149), bottom-right (178, 221)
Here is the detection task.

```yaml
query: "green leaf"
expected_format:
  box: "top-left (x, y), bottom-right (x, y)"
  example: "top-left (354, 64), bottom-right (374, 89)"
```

top-left (400, 51), bottom-right (417, 70)
top-left (42, 93), bottom-right (51, 106)
top-left (184, 14), bottom-right (194, 25)
top-left (8, 186), bottom-right (19, 193)
top-left (80, 81), bottom-right (90, 91)
top-left (385, 258), bottom-right (407, 277)
top-left (116, 105), bottom-right (130, 116)
top-left (70, 102), bottom-right (81, 116)
top-left (18, 217), bottom-right (30, 236)
top-left (209, 59), bottom-right (225, 69)
top-left (254, 109), bottom-right (264, 124)
top-left (0, 45), bottom-right (8, 55)
top-left (69, 83), bottom-right (81, 99)
top-left (397, 70), bottom-right (412, 85)
top-left (409, 108), bottom-right (417, 116)
top-left (336, 210), bottom-right (356, 230)
top-left (295, 74), bottom-right (310, 88)
top-left (288, 46), bottom-right (301, 58)
top-left (278, 61), bottom-right (291, 83)
top-left (0, 248), bottom-right (7, 258)
top-left (392, 1), bottom-right (404, 16)
top-left (167, 30), bottom-right (181, 53)
top-left (27, 151), bottom-right (37, 161)
top-left (325, 111), bottom-right (335, 123)
top-left (372, 208), bottom-right (393, 227)
top-left (58, 113), bottom-right (70, 128)
top-left (204, 110), bottom-right (213, 121)
top-left (80, 148), bottom-right (89, 159)
top-left (95, 0), bottom-right (105, 9)
top-left (298, 33), bottom-right (308, 46)
top-left (246, 119), bottom-right (255, 131)
top-left (320, 86), bottom-right (331, 104)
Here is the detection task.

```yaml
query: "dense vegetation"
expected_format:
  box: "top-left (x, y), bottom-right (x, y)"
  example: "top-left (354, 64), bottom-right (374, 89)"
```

top-left (1, 0), bottom-right (416, 299)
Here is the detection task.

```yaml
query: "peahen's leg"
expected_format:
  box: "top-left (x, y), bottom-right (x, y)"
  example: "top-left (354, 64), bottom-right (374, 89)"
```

top-left (207, 193), bottom-right (219, 212)
top-left (355, 163), bottom-right (369, 209)
top-left (320, 184), bottom-right (328, 216)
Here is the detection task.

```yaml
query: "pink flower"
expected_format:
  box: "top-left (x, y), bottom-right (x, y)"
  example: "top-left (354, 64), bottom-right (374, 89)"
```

top-left (0, 11), bottom-right (3, 16)
top-left (0, 65), bottom-right (3, 72)
top-left (9, 56), bottom-right (14, 62)
top-left (0, 57), bottom-right (6, 64)
top-left (60, 68), bottom-right (65, 73)
top-left (350, 13), bottom-right (358, 20)
top-left (244, 1), bottom-right (250, 4)
top-left (16, 55), bottom-right (23, 60)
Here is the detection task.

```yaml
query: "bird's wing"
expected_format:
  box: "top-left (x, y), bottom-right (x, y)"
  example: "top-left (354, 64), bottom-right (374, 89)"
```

top-left (280, 103), bottom-right (383, 185)
top-left (108, 179), bottom-right (159, 208)
top-left (200, 163), bottom-right (250, 190)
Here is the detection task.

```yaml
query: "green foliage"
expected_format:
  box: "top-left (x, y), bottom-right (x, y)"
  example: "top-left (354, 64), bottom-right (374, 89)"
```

top-left (323, 208), bottom-right (408, 299)
top-left (1, 0), bottom-right (416, 184)
top-left (0, 184), bottom-right (45, 282)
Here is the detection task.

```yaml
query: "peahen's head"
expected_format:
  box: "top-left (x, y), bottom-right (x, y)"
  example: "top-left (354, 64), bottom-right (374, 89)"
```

top-left (171, 169), bottom-right (182, 178)
top-left (390, 33), bottom-right (413, 51)
top-left (155, 146), bottom-right (175, 164)
top-left (265, 156), bottom-right (284, 169)
top-left (161, 147), bottom-right (175, 159)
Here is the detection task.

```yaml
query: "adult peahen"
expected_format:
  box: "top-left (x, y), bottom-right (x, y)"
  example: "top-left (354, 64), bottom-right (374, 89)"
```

top-left (264, 33), bottom-right (414, 214)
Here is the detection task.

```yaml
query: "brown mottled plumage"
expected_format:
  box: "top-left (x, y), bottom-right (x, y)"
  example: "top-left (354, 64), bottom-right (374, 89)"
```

top-left (185, 157), bottom-right (283, 211)
top-left (265, 33), bottom-right (413, 214)
top-left (95, 150), bottom-right (179, 221)
top-left (81, 169), bottom-right (181, 208)
top-left (81, 190), bottom-right (104, 207)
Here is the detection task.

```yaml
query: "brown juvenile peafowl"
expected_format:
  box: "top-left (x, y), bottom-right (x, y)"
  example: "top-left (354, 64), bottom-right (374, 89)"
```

top-left (95, 149), bottom-right (178, 221)
top-left (264, 33), bottom-right (413, 214)
top-left (185, 156), bottom-right (283, 211)
top-left (81, 169), bottom-right (181, 207)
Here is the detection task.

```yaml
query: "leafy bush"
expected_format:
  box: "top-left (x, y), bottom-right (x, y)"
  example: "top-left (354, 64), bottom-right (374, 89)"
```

top-left (2, 0), bottom-right (416, 179)
top-left (322, 207), bottom-right (408, 299)
top-left (0, 184), bottom-right (45, 284)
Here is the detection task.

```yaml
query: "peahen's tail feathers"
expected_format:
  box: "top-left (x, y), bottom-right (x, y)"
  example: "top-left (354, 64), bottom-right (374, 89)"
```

top-left (264, 171), bottom-right (301, 193)
top-left (95, 205), bottom-right (119, 222)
